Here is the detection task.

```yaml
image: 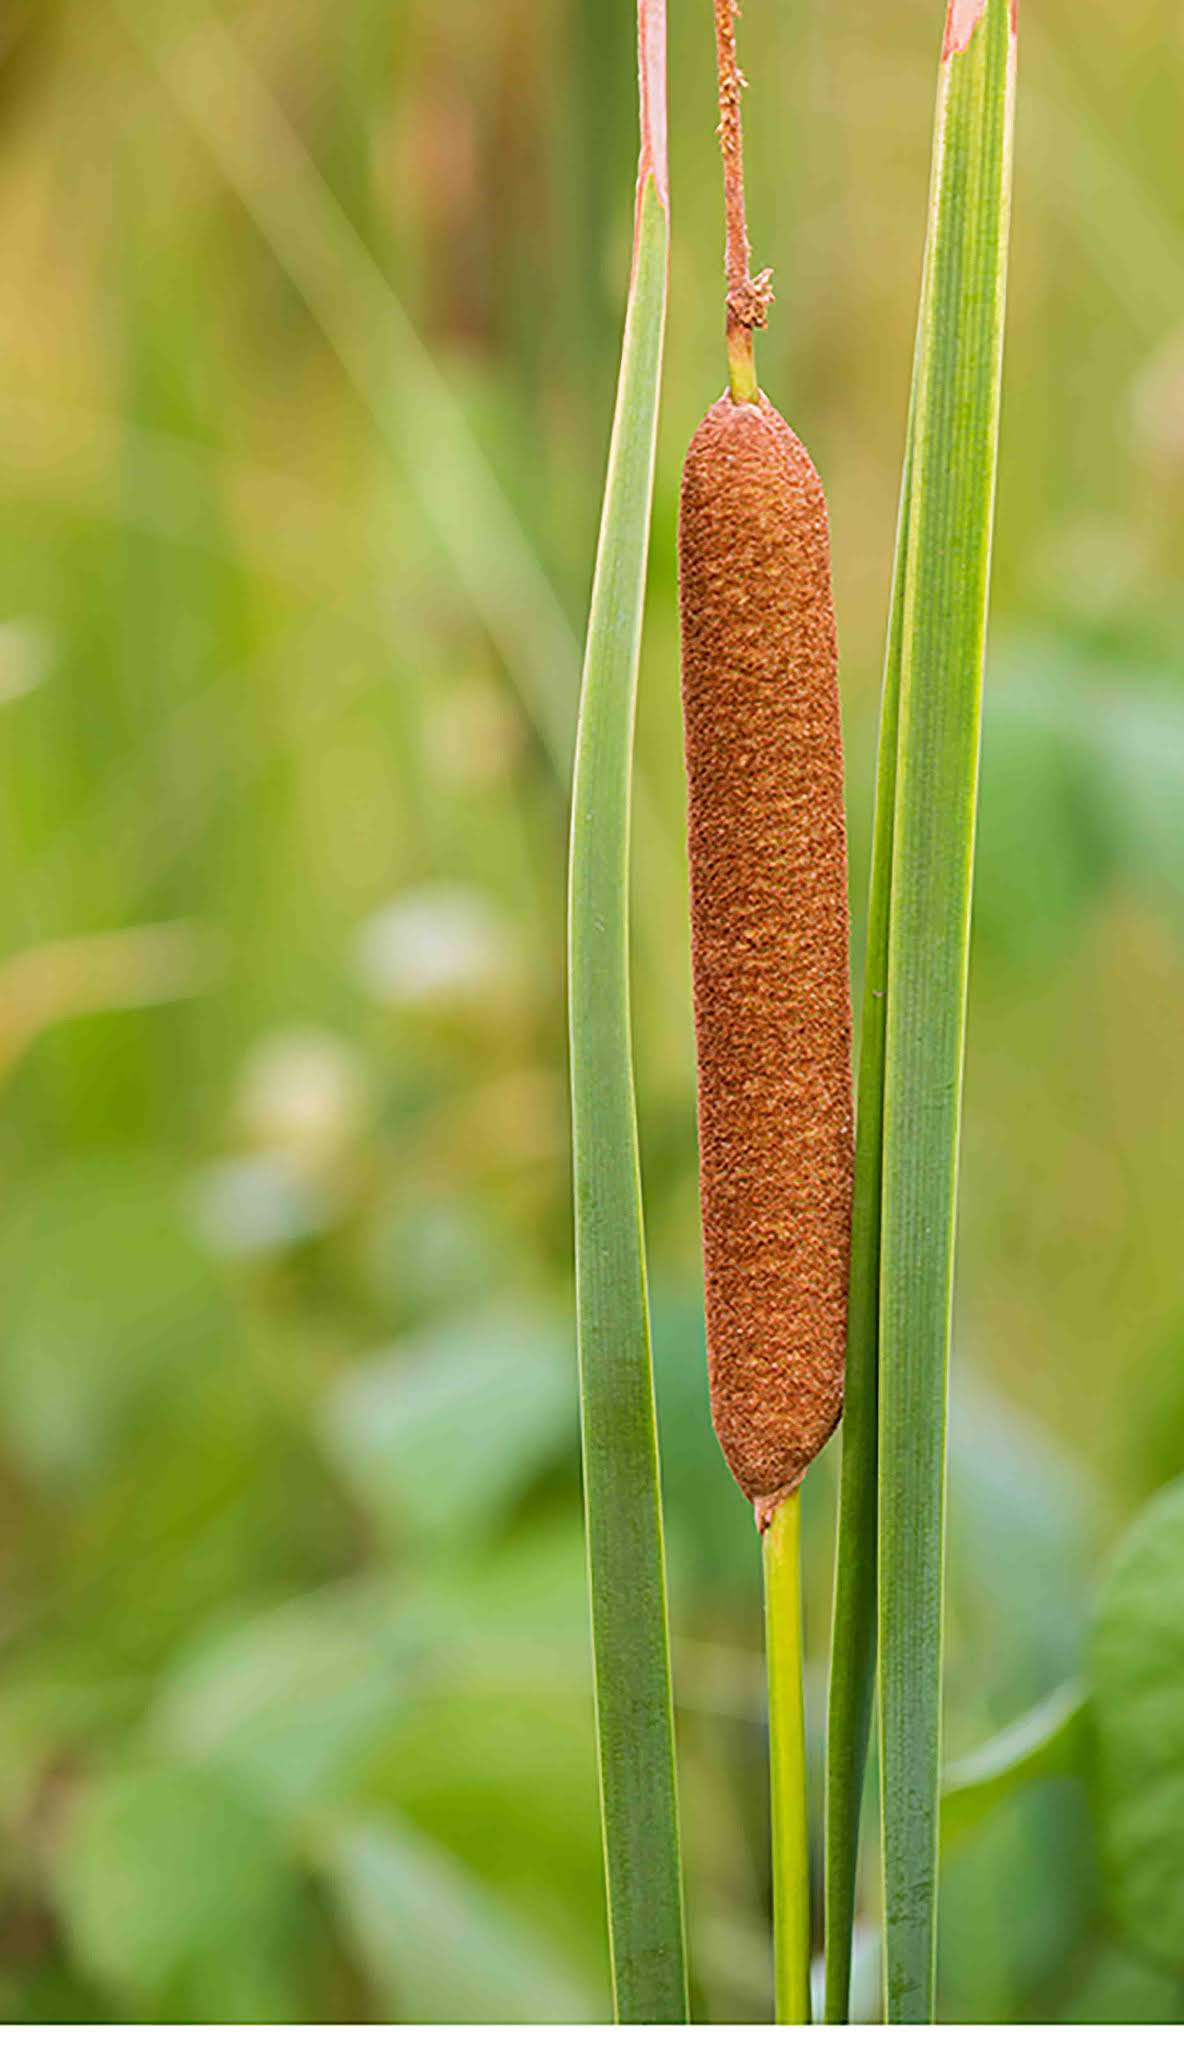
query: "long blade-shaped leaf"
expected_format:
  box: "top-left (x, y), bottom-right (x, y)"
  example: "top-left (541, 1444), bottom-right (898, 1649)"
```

top-left (824, 403), bottom-right (914, 2026)
top-left (878, 0), bottom-right (1017, 2023)
top-left (567, 4), bottom-right (687, 2023)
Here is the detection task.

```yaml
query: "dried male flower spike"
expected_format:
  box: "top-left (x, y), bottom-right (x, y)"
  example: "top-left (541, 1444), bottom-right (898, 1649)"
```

top-left (680, 1), bottom-right (854, 1525)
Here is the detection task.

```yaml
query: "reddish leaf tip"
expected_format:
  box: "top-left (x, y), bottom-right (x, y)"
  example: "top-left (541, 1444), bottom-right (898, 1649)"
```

top-left (942, 0), bottom-right (989, 58)
top-left (637, 0), bottom-right (668, 207)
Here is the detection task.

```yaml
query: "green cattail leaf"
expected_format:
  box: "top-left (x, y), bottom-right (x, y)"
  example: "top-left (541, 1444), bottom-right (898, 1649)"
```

top-left (875, 0), bottom-right (1017, 2023)
top-left (824, 402), bottom-right (914, 2025)
top-left (825, 0), bottom-right (1018, 2015)
top-left (567, 4), bottom-right (687, 2023)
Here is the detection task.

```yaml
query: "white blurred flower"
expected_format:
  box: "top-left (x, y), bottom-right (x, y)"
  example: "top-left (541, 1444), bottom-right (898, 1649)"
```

top-left (0, 619), bottom-right (54, 706)
top-left (352, 886), bottom-right (514, 1011)
top-left (238, 1028), bottom-right (369, 1168)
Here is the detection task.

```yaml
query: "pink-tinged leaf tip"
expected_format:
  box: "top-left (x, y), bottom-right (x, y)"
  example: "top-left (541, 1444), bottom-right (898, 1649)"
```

top-left (943, 0), bottom-right (989, 58)
top-left (637, 0), bottom-right (668, 207)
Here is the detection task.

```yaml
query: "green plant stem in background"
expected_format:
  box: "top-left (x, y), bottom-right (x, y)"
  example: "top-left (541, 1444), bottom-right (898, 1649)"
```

top-left (764, 1496), bottom-right (812, 2025)
top-left (878, 0), bottom-right (1017, 2022)
top-left (568, 2), bottom-right (687, 2023)
top-left (115, 0), bottom-right (579, 781)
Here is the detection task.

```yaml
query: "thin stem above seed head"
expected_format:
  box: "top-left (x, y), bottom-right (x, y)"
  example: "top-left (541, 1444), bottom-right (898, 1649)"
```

top-left (712, 0), bottom-right (773, 401)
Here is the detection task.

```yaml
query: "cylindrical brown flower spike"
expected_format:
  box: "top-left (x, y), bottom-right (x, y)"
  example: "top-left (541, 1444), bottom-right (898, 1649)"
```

top-left (681, 2), bottom-right (853, 1528)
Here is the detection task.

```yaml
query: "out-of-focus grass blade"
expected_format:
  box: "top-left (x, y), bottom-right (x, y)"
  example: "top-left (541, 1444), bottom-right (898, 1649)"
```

top-left (940, 1681), bottom-right (1086, 1854)
top-left (113, 0), bottom-right (580, 777)
top-left (878, 0), bottom-right (1017, 2023)
top-left (567, 3), bottom-right (686, 2024)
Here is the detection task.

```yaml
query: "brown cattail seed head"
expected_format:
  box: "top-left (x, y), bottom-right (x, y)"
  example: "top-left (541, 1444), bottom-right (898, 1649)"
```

top-left (679, 392), bottom-right (853, 1524)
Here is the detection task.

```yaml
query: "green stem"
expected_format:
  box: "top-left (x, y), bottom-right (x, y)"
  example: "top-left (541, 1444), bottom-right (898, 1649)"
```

top-left (727, 325), bottom-right (759, 406)
top-left (765, 1494), bottom-right (813, 2025)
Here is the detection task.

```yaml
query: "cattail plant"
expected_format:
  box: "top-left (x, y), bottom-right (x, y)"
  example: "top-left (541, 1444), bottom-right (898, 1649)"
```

top-left (571, 0), bottom-right (1016, 2025)
top-left (679, 0), bottom-right (854, 2019)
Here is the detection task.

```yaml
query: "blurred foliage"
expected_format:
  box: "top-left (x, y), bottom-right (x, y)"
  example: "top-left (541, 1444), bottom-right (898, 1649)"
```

top-left (1091, 1479), bottom-right (1184, 1985)
top-left (0, 0), bottom-right (1180, 2023)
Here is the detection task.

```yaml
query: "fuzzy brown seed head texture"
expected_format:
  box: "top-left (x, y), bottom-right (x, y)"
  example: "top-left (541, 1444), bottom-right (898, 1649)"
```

top-left (679, 393), bottom-right (854, 1525)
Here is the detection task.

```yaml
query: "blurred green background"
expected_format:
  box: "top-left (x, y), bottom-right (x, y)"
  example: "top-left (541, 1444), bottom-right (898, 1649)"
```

top-left (0, 0), bottom-right (1181, 2023)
